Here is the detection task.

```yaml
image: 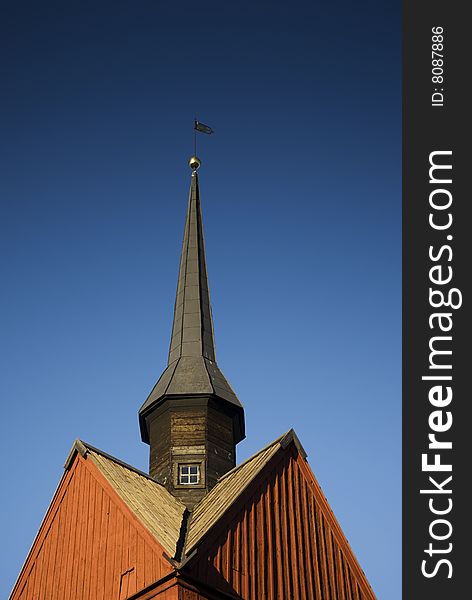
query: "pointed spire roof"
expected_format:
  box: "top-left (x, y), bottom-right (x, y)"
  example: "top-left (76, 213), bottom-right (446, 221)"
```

top-left (168, 172), bottom-right (215, 365)
top-left (139, 168), bottom-right (244, 444)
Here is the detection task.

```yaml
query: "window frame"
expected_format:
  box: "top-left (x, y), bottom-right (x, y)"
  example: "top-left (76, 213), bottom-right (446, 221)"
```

top-left (173, 458), bottom-right (206, 489)
top-left (179, 464), bottom-right (200, 485)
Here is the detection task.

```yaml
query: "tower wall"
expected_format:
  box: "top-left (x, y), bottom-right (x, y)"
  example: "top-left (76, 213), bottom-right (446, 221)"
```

top-left (147, 397), bottom-right (237, 508)
top-left (206, 401), bottom-right (236, 489)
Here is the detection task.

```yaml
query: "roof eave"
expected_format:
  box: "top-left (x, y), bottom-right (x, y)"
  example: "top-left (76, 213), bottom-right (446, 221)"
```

top-left (139, 392), bottom-right (246, 445)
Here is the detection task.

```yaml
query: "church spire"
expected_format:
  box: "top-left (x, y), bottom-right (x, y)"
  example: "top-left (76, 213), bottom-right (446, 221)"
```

top-left (138, 157), bottom-right (245, 508)
top-left (167, 169), bottom-right (216, 365)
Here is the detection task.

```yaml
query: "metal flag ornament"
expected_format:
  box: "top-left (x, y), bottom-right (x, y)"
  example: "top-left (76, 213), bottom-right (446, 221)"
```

top-left (192, 120), bottom-right (214, 162)
top-left (194, 121), bottom-right (214, 134)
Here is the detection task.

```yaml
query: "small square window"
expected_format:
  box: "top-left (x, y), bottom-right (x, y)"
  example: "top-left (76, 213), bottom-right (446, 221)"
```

top-left (179, 464), bottom-right (200, 485)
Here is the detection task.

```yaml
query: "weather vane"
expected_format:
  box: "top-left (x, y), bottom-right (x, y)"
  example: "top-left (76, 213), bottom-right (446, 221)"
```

top-left (189, 119), bottom-right (214, 172)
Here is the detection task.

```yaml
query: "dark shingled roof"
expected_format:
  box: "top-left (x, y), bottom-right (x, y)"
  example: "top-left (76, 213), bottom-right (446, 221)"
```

top-left (139, 172), bottom-right (244, 443)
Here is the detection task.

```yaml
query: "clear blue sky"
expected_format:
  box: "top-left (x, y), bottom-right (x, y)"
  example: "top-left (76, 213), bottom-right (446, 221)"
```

top-left (0, 1), bottom-right (400, 597)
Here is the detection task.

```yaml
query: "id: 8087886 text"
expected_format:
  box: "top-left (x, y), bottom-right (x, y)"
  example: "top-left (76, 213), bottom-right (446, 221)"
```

top-left (431, 26), bottom-right (444, 108)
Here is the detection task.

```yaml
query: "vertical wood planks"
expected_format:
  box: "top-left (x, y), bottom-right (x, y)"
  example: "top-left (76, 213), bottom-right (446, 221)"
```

top-left (189, 449), bottom-right (376, 600)
top-left (12, 441), bottom-right (376, 600)
top-left (11, 455), bottom-right (172, 600)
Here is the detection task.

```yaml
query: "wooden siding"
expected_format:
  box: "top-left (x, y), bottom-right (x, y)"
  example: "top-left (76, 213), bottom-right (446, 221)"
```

top-left (10, 454), bottom-right (173, 600)
top-left (171, 405), bottom-right (208, 508)
top-left (186, 441), bottom-right (281, 552)
top-left (126, 575), bottom-right (180, 600)
top-left (127, 575), bottom-right (234, 600)
top-left (206, 404), bottom-right (235, 489)
top-left (149, 408), bottom-right (171, 484)
top-left (87, 448), bottom-right (185, 557)
top-left (148, 400), bottom-right (237, 509)
top-left (186, 445), bottom-right (376, 600)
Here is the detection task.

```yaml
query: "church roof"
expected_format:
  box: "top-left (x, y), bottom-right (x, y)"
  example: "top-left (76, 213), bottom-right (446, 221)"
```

top-left (167, 171), bottom-right (215, 365)
top-left (67, 430), bottom-right (304, 562)
top-left (11, 157), bottom-right (376, 599)
top-left (13, 433), bottom-right (375, 599)
top-left (138, 172), bottom-right (244, 444)
top-left (186, 429), bottom-right (305, 553)
top-left (67, 440), bottom-right (186, 557)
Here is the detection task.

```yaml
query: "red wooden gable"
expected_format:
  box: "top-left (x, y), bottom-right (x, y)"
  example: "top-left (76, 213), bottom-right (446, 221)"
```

top-left (184, 443), bottom-right (376, 600)
top-left (10, 454), bottom-right (173, 600)
top-left (10, 435), bottom-right (376, 600)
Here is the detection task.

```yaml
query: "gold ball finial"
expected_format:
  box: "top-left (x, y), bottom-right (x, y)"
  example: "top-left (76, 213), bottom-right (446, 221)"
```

top-left (188, 156), bottom-right (201, 171)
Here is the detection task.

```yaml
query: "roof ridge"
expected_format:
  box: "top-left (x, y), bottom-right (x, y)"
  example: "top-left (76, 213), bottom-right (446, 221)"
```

top-left (188, 429), bottom-right (294, 518)
top-left (70, 439), bottom-right (187, 508)
top-left (211, 429), bottom-right (291, 484)
top-left (184, 431), bottom-right (297, 555)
